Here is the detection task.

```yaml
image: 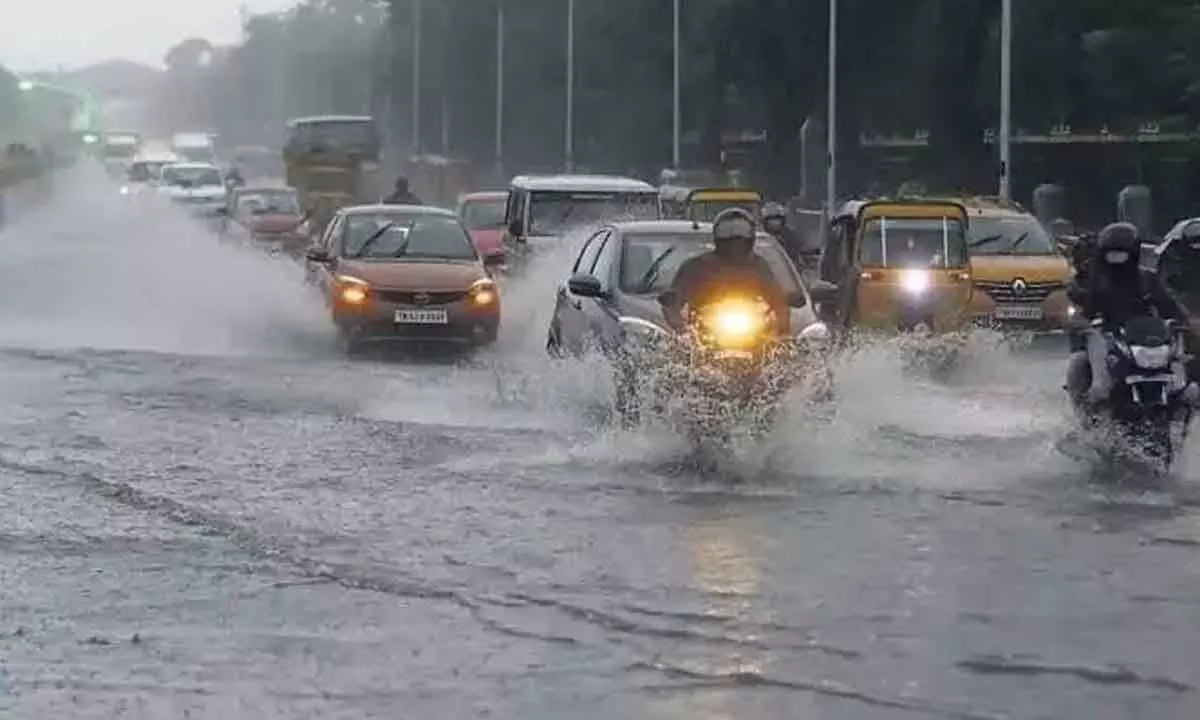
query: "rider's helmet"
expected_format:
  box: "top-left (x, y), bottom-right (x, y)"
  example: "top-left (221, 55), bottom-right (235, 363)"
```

top-left (394, 175), bottom-right (410, 192)
top-left (712, 207), bottom-right (757, 259)
top-left (1096, 221), bottom-right (1141, 270)
top-left (761, 202), bottom-right (787, 232)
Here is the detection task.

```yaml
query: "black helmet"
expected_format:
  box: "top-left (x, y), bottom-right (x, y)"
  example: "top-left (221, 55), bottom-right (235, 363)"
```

top-left (761, 201), bottom-right (786, 221)
top-left (394, 176), bottom-right (409, 190)
top-left (1096, 221), bottom-right (1140, 266)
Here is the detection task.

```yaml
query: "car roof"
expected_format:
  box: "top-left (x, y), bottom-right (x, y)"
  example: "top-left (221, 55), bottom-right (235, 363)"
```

top-left (132, 152), bottom-right (180, 163)
top-left (608, 219), bottom-right (776, 244)
top-left (162, 162), bottom-right (220, 170)
top-left (236, 184), bottom-right (293, 193)
top-left (460, 190), bottom-right (508, 201)
top-left (338, 204), bottom-right (457, 218)
top-left (287, 114), bottom-right (374, 126)
top-left (509, 174), bottom-right (655, 193)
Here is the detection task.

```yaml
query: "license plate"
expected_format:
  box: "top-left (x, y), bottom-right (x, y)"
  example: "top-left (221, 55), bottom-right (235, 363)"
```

top-left (395, 308), bottom-right (448, 324)
top-left (992, 305), bottom-right (1043, 320)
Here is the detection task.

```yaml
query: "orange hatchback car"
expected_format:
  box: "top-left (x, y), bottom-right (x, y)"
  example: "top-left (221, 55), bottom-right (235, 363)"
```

top-left (304, 204), bottom-right (502, 352)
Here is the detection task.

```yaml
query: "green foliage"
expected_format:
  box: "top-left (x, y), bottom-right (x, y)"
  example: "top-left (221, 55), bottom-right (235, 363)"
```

top-left (157, 0), bottom-right (1200, 193)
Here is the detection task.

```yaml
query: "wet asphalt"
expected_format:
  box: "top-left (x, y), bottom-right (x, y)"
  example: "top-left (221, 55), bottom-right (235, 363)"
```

top-left (1, 167), bottom-right (1200, 719)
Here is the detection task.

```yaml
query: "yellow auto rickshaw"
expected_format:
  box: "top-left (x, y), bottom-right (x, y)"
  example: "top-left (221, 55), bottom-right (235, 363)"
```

top-left (659, 186), bottom-right (763, 222)
top-left (821, 199), bottom-right (973, 334)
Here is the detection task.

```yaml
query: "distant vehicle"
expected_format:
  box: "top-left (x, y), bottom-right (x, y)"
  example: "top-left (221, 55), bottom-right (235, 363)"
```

top-left (222, 184), bottom-right (306, 257)
top-left (158, 162), bottom-right (226, 217)
top-left (170, 132), bottom-right (218, 163)
top-left (501, 174), bottom-right (660, 263)
top-left (232, 145), bottom-right (284, 182)
top-left (303, 204), bottom-right (502, 353)
top-left (456, 190), bottom-right (508, 263)
top-left (121, 150), bottom-right (182, 195)
top-left (101, 132), bottom-right (141, 176)
top-left (283, 115), bottom-right (383, 240)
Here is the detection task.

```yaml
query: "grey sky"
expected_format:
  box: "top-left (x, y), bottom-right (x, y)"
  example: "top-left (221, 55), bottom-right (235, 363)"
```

top-left (0, 0), bottom-right (298, 71)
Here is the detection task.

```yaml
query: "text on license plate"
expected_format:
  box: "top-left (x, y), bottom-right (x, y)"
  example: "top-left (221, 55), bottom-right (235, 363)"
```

top-left (993, 305), bottom-right (1042, 320)
top-left (395, 308), bottom-right (448, 324)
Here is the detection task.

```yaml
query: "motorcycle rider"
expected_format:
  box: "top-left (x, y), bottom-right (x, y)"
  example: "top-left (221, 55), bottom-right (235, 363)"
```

top-left (383, 176), bottom-right (423, 205)
top-left (662, 207), bottom-right (791, 335)
top-left (1067, 221), bottom-right (1194, 404)
top-left (224, 165), bottom-right (245, 189)
top-left (761, 202), bottom-right (805, 265)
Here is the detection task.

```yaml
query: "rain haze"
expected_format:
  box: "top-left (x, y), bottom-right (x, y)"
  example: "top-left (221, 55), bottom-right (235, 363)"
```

top-left (4, 2), bottom-right (1200, 718)
top-left (0, 0), bottom-right (296, 70)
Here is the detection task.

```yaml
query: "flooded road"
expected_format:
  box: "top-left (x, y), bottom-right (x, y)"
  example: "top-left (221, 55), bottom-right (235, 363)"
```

top-left (2, 167), bottom-right (1200, 719)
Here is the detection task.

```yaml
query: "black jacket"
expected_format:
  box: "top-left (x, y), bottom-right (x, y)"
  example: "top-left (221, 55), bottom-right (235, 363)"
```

top-left (383, 190), bottom-right (423, 205)
top-left (665, 251), bottom-right (790, 334)
top-left (1068, 264), bottom-right (1190, 329)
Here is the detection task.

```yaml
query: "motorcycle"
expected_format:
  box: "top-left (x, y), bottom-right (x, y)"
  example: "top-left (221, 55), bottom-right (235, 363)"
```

top-left (1068, 315), bottom-right (1195, 476)
top-left (619, 293), bottom-right (828, 449)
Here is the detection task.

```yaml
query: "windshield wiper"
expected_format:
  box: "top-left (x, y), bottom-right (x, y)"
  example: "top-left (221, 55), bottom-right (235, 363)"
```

top-left (969, 234), bottom-right (1003, 249)
top-left (351, 222), bottom-right (397, 258)
top-left (638, 246), bottom-right (678, 292)
top-left (1008, 231), bottom-right (1031, 252)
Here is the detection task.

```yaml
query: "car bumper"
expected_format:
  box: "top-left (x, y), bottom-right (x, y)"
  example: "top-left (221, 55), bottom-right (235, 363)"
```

top-left (334, 299), bottom-right (500, 345)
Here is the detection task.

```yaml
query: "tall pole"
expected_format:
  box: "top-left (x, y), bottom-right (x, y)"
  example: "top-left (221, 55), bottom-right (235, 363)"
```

top-left (565, 0), bottom-right (575, 171)
top-left (998, 0), bottom-right (1012, 201)
top-left (672, 0), bottom-right (680, 168)
top-left (411, 0), bottom-right (422, 155)
top-left (825, 0), bottom-right (837, 215)
top-left (495, 0), bottom-right (505, 179)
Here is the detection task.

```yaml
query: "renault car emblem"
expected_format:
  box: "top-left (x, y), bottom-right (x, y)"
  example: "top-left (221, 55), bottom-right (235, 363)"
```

top-left (1011, 278), bottom-right (1027, 295)
top-left (413, 292), bottom-right (430, 305)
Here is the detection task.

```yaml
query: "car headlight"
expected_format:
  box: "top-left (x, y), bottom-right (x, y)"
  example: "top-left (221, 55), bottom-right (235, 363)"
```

top-left (619, 316), bottom-right (669, 347)
top-left (120, 186), bottom-right (130, 195)
top-left (900, 269), bottom-right (931, 295)
top-left (334, 275), bottom-right (369, 304)
top-left (468, 279), bottom-right (498, 306)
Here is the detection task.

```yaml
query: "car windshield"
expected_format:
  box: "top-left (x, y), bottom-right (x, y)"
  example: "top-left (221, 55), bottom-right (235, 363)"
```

top-left (237, 191), bottom-right (299, 215)
top-left (968, 215), bottom-right (1056, 255)
top-left (343, 214), bottom-right (478, 261)
top-left (162, 166), bottom-right (222, 187)
top-left (462, 199), bottom-right (507, 229)
top-left (529, 191), bottom-right (659, 235)
top-left (619, 233), bottom-right (800, 294)
top-left (859, 217), bottom-right (969, 268)
top-left (177, 147), bottom-right (215, 163)
top-left (103, 144), bottom-right (137, 159)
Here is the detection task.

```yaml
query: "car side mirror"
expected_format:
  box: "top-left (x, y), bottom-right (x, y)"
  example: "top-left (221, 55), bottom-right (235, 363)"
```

top-left (483, 253), bottom-right (505, 267)
top-left (567, 273), bottom-right (605, 297)
top-left (305, 247), bottom-right (331, 263)
top-left (508, 219), bottom-right (523, 237)
top-left (808, 280), bottom-right (838, 303)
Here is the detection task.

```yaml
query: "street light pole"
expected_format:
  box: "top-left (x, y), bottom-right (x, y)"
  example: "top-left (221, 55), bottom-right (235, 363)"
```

top-left (565, 0), bottom-right (575, 171)
top-left (411, 0), bottom-right (422, 155)
top-left (998, 0), bottom-right (1012, 201)
top-left (825, 0), bottom-right (837, 215)
top-left (495, 0), bottom-right (505, 179)
top-left (672, 0), bottom-right (680, 169)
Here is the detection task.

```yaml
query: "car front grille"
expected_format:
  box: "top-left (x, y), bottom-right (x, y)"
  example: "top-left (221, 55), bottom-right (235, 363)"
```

top-left (974, 280), bottom-right (1064, 303)
top-left (374, 289), bottom-right (468, 304)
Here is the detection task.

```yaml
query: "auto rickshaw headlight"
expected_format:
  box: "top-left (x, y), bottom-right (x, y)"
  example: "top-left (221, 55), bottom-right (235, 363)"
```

top-left (901, 269), bottom-right (931, 295)
top-left (335, 275), bottom-right (370, 305)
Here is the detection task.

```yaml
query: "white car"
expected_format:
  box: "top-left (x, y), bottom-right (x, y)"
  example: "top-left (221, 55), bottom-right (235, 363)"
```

top-left (158, 162), bottom-right (227, 216)
top-left (120, 150), bottom-right (182, 196)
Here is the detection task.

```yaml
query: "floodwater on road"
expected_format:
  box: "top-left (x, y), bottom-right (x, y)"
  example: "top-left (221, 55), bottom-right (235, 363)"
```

top-left (1, 167), bottom-right (1200, 719)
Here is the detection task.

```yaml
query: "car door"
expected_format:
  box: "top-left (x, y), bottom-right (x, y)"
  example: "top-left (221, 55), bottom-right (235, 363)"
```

top-left (557, 228), bottom-right (609, 354)
top-left (581, 231), bottom-right (623, 353)
top-left (306, 214), bottom-right (343, 291)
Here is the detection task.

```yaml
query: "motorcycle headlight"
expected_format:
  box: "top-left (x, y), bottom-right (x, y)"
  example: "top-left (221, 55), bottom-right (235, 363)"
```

top-left (900, 269), bottom-right (931, 295)
top-left (335, 275), bottom-right (370, 304)
top-left (698, 298), bottom-right (768, 349)
top-left (1131, 344), bottom-right (1171, 369)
